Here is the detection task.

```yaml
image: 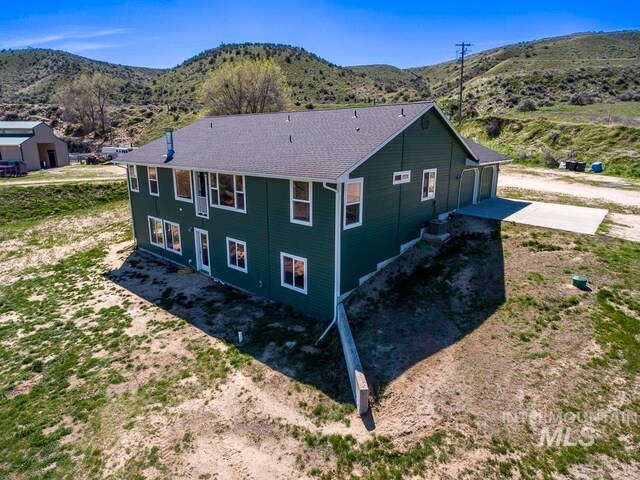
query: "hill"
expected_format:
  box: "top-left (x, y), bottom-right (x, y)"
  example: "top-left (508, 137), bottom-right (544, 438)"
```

top-left (0, 49), bottom-right (162, 105)
top-left (351, 31), bottom-right (640, 116)
top-left (0, 33), bottom-right (638, 176)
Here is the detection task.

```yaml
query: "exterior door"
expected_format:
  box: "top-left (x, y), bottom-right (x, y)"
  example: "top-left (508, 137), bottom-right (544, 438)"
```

top-left (194, 171), bottom-right (209, 218)
top-left (47, 150), bottom-right (57, 167)
top-left (194, 228), bottom-right (210, 274)
top-left (479, 166), bottom-right (494, 201)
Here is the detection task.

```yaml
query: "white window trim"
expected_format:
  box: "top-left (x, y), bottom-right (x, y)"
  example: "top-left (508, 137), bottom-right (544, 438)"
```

top-left (148, 166), bottom-right (159, 197)
top-left (343, 178), bottom-right (364, 230)
top-left (280, 252), bottom-right (307, 295)
top-left (392, 170), bottom-right (411, 185)
top-left (128, 165), bottom-right (139, 192)
top-left (163, 220), bottom-right (182, 255)
top-left (148, 215), bottom-right (164, 248)
top-left (421, 168), bottom-right (437, 201)
top-left (173, 169), bottom-right (193, 203)
top-left (226, 237), bottom-right (248, 273)
top-left (208, 173), bottom-right (246, 213)
top-left (290, 180), bottom-right (313, 226)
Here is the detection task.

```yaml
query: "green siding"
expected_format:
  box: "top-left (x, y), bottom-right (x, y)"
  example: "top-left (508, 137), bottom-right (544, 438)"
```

top-left (129, 167), bottom-right (335, 320)
top-left (340, 110), bottom-right (476, 294)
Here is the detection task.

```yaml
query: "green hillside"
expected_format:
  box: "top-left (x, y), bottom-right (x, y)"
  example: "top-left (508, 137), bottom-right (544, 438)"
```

top-left (0, 33), bottom-right (639, 177)
top-left (0, 49), bottom-right (161, 104)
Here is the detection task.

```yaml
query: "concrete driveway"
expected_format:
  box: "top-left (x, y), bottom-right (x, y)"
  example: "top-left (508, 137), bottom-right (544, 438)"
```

top-left (457, 197), bottom-right (608, 235)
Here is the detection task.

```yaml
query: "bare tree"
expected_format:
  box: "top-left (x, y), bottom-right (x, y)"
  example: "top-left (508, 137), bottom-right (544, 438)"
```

top-left (200, 59), bottom-right (291, 115)
top-left (56, 73), bottom-right (119, 139)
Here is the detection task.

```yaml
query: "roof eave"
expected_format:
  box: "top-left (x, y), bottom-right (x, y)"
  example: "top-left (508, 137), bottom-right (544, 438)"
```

top-left (113, 159), bottom-right (338, 183)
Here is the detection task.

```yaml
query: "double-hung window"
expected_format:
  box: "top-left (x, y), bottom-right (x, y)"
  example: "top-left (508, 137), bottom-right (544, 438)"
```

top-left (344, 179), bottom-right (363, 229)
top-left (148, 166), bottom-right (159, 196)
top-left (164, 220), bottom-right (182, 254)
top-left (209, 173), bottom-right (246, 212)
top-left (281, 253), bottom-right (307, 294)
top-left (290, 180), bottom-right (312, 225)
top-left (421, 169), bottom-right (437, 201)
top-left (128, 165), bottom-right (139, 192)
top-left (148, 216), bottom-right (163, 247)
top-left (226, 238), bottom-right (247, 272)
top-left (173, 169), bottom-right (192, 202)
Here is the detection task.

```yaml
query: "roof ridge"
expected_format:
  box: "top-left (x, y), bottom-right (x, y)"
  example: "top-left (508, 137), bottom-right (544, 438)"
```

top-left (202, 101), bottom-right (435, 120)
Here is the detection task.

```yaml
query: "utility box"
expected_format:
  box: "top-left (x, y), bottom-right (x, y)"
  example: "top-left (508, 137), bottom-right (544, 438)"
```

top-left (428, 219), bottom-right (448, 236)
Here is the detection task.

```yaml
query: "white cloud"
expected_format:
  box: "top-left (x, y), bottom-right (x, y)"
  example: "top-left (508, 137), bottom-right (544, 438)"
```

top-left (1, 35), bottom-right (67, 49)
top-left (1, 29), bottom-right (131, 50)
top-left (61, 42), bottom-right (120, 53)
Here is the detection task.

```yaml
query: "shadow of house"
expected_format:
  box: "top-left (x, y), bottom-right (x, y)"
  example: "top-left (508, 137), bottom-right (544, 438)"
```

top-left (345, 216), bottom-right (506, 397)
top-left (105, 216), bottom-right (505, 408)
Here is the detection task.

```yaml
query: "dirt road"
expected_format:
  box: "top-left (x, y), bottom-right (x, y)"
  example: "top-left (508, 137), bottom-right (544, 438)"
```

top-left (499, 165), bottom-right (640, 207)
top-left (499, 165), bottom-right (640, 241)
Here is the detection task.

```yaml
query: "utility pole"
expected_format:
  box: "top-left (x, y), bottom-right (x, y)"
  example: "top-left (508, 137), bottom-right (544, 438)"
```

top-left (455, 42), bottom-right (472, 124)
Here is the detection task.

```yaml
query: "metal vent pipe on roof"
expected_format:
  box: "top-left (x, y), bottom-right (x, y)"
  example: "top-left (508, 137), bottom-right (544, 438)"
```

top-left (165, 128), bottom-right (175, 161)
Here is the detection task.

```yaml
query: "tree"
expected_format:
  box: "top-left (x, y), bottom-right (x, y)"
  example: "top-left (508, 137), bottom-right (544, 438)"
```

top-left (200, 59), bottom-right (291, 115)
top-left (56, 73), bottom-right (119, 139)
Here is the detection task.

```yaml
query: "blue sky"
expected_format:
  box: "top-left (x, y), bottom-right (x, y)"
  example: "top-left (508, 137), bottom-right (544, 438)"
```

top-left (1, 1), bottom-right (638, 69)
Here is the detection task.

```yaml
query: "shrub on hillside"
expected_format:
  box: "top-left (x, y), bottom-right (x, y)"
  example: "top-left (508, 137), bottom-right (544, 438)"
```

top-left (484, 118), bottom-right (503, 138)
top-left (517, 98), bottom-right (537, 112)
top-left (568, 93), bottom-right (595, 106)
top-left (540, 150), bottom-right (559, 168)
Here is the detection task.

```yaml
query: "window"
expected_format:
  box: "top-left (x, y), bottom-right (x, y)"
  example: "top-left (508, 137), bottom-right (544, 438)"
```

top-left (148, 216), bottom-right (163, 247)
top-left (393, 171), bottom-right (411, 185)
top-left (226, 238), bottom-right (247, 272)
top-left (290, 180), bottom-right (312, 225)
top-left (148, 166), bottom-right (159, 196)
top-left (164, 220), bottom-right (181, 254)
top-left (281, 253), bottom-right (307, 294)
top-left (173, 169), bottom-right (192, 202)
top-left (209, 173), bottom-right (245, 212)
top-left (344, 179), bottom-right (363, 229)
top-left (128, 165), bottom-right (139, 192)
top-left (421, 169), bottom-right (437, 201)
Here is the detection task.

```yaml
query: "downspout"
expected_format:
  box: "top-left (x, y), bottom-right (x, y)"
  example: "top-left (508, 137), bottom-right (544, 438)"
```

top-left (446, 137), bottom-right (454, 213)
top-left (316, 181), bottom-right (341, 345)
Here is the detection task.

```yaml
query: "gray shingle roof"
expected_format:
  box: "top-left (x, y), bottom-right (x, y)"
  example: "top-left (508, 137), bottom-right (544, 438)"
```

top-left (463, 138), bottom-right (511, 164)
top-left (119, 102), bottom-right (508, 180)
top-left (121, 103), bottom-right (444, 181)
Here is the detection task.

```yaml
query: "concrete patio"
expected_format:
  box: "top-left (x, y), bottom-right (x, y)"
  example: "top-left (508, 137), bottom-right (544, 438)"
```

top-left (457, 197), bottom-right (608, 235)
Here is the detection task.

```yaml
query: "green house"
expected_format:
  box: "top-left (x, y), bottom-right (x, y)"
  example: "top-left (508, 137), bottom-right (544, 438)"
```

top-left (117, 102), bottom-right (510, 321)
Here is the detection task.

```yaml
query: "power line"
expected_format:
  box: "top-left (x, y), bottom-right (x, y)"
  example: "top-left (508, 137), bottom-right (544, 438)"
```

top-left (455, 42), bottom-right (472, 124)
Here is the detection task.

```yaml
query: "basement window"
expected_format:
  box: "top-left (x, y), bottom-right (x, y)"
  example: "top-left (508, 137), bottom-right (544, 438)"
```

top-left (173, 169), bottom-right (192, 202)
top-left (148, 167), bottom-right (159, 196)
top-left (344, 178), bottom-right (363, 229)
top-left (164, 220), bottom-right (182, 254)
top-left (128, 165), bottom-right (139, 192)
top-left (227, 238), bottom-right (247, 272)
top-left (209, 173), bottom-right (246, 212)
top-left (393, 170), bottom-right (411, 185)
top-left (148, 216), bottom-right (164, 247)
top-left (281, 253), bottom-right (307, 294)
top-left (290, 180), bottom-right (312, 226)
top-left (421, 169), bottom-right (437, 201)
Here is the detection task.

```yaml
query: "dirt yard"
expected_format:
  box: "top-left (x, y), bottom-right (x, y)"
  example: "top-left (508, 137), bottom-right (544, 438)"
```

top-left (0, 163), bottom-right (126, 185)
top-left (499, 164), bottom-right (640, 242)
top-left (1, 192), bottom-right (639, 478)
